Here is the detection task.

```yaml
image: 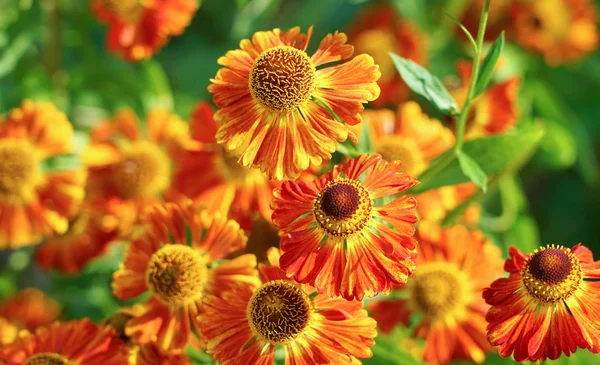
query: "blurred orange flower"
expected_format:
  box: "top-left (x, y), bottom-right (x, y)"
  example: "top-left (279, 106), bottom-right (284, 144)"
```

top-left (450, 60), bottom-right (520, 139)
top-left (272, 154), bottom-right (419, 300)
top-left (484, 244), bottom-right (600, 361)
top-left (92, 0), bottom-right (199, 61)
top-left (369, 223), bottom-right (504, 364)
top-left (348, 4), bottom-right (426, 106)
top-left (0, 288), bottom-right (61, 333)
top-left (209, 26), bottom-right (381, 180)
top-left (112, 200), bottom-right (258, 351)
top-left (0, 318), bottom-right (129, 364)
top-left (35, 198), bottom-right (130, 275)
top-left (135, 343), bottom-right (190, 365)
top-left (172, 102), bottom-right (279, 230)
top-left (508, 0), bottom-right (598, 65)
top-left (0, 100), bottom-right (85, 249)
top-left (198, 247), bottom-right (377, 365)
top-left (83, 107), bottom-right (195, 232)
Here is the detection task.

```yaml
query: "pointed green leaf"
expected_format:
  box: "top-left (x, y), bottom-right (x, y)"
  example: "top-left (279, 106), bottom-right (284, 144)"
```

top-left (457, 151), bottom-right (488, 191)
top-left (390, 53), bottom-right (459, 116)
top-left (474, 32), bottom-right (505, 96)
top-left (412, 123), bottom-right (545, 194)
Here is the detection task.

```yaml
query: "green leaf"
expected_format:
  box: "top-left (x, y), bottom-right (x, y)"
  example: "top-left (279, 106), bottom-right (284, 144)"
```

top-left (445, 12), bottom-right (477, 52)
top-left (389, 53), bottom-right (459, 116)
top-left (531, 119), bottom-right (577, 170)
top-left (474, 32), bottom-right (505, 96)
top-left (457, 151), bottom-right (488, 191)
top-left (141, 60), bottom-right (174, 110)
top-left (0, 31), bottom-right (33, 79)
top-left (412, 123), bottom-right (544, 194)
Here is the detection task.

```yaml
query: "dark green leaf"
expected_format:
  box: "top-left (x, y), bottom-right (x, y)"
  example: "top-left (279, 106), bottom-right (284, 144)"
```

top-left (457, 151), bottom-right (488, 191)
top-left (390, 53), bottom-right (459, 116)
top-left (531, 119), bottom-right (577, 170)
top-left (474, 32), bottom-right (505, 96)
top-left (0, 31), bottom-right (33, 79)
top-left (412, 123), bottom-right (544, 193)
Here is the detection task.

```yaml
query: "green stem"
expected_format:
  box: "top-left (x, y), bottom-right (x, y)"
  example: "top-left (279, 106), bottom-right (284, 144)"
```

top-left (453, 0), bottom-right (490, 153)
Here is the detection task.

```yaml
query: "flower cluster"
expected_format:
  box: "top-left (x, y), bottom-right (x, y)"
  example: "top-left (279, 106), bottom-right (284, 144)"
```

top-left (2, 1), bottom-right (600, 365)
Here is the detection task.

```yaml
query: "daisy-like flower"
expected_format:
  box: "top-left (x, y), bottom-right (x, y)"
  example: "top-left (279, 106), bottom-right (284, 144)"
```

top-left (173, 102), bottom-right (280, 229)
top-left (0, 100), bottom-right (85, 249)
top-left (357, 103), bottom-right (479, 226)
top-left (484, 244), bottom-right (600, 361)
top-left (134, 343), bottom-right (190, 365)
top-left (35, 198), bottom-right (129, 275)
top-left (83, 107), bottom-right (194, 228)
top-left (209, 26), bottom-right (381, 180)
top-left (0, 317), bottom-right (20, 345)
top-left (91, 0), bottom-right (199, 61)
top-left (271, 153), bottom-right (419, 300)
top-left (450, 60), bottom-right (520, 139)
top-left (508, 0), bottom-right (598, 65)
top-left (199, 247), bottom-right (377, 364)
top-left (348, 4), bottom-right (426, 106)
top-left (369, 223), bottom-right (505, 364)
top-left (0, 318), bottom-right (129, 365)
top-left (112, 200), bottom-right (258, 351)
top-left (0, 288), bottom-right (61, 333)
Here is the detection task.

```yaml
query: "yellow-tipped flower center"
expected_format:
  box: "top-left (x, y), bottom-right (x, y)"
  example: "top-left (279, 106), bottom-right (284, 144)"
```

top-left (409, 263), bottom-right (468, 320)
top-left (522, 245), bottom-right (582, 303)
top-left (375, 135), bottom-right (427, 176)
top-left (24, 353), bottom-right (69, 365)
top-left (0, 139), bottom-right (40, 201)
top-left (113, 141), bottom-right (170, 199)
top-left (102, 0), bottom-right (144, 23)
top-left (249, 46), bottom-right (316, 111)
top-left (314, 179), bottom-right (372, 237)
top-left (247, 280), bottom-right (312, 344)
top-left (146, 244), bottom-right (207, 306)
top-left (354, 29), bottom-right (397, 81)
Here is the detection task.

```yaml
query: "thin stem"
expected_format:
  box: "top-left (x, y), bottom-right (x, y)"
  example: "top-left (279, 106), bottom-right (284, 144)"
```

top-left (453, 0), bottom-right (490, 153)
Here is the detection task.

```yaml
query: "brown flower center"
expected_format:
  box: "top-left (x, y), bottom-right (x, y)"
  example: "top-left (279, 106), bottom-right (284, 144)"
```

top-left (113, 141), bottom-right (170, 199)
top-left (101, 0), bottom-right (144, 23)
top-left (146, 244), bottom-right (207, 306)
top-left (247, 280), bottom-right (312, 344)
top-left (249, 46), bottom-right (316, 111)
top-left (0, 139), bottom-right (40, 201)
top-left (522, 245), bottom-right (583, 303)
top-left (375, 135), bottom-right (427, 176)
top-left (409, 263), bottom-right (468, 320)
top-left (24, 353), bottom-right (69, 365)
top-left (314, 179), bottom-right (372, 237)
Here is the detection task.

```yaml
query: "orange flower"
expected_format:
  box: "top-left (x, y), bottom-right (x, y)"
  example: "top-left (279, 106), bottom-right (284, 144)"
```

top-left (173, 102), bottom-right (280, 229)
top-left (0, 288), bottom-right (61, 333)
top-left (484, 244), bottom-right (600, 361)
top-left (34, 197), bottom-right (131, 275)
top-left (451, 60), bottom-right (520, 139)
top-left (0, 318), bottom-right (129, 365)
top-left (209, 26), bottom-right (381, 180)
top-left (508, 0), bottom-right (599, 65)
top-left (358, 103), bottom-right (479, 226)
top-left (369, 223), bottom-right (504, 364)
top-left (91, 0), bottom-right (199, 61)
top-left (348, 4), bottom-right (426, 106)
top-left (83, 107), bottom-right (194, 230)
top-left (0, 100), bottom-right (85, 249)
top-left (0, 317), bottom-right (20, 345)
top-left (112, 200), bottom-right (258, 351)
top-left (271, 153), bottom-right (419, 300)
top-left (135, 343), bottom-right (190, 365)
top-left (244, 214), bottom-right (280, 262)
top-left (198, 247), bottom-right (377, 364)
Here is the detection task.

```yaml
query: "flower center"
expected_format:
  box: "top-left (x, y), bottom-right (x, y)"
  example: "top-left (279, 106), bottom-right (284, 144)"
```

top-left (409, 263), bottom-right (468, 319)
top-left (314, 179), bottom-right (372, 237)
top-left (354, 29), bottom-right (397, 81)
top-left (247, 280), bottom-right (312, 344)
top-left (145, 245), bottom-right (207, 306)
top-left (522, 245), bottom-right (583, 303)
top-left (0, 139), bottom-right (40, 201)
top-left (375, 136), bottom-right (427, 176)
top-left (113, 141), bottom-right (171, 199)
top-left (102, 0), bottom-right (144, 23)
top-left (249, 46), bottom-right (316, 111)
top-left (24, 353), bottom-right (69, 365)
